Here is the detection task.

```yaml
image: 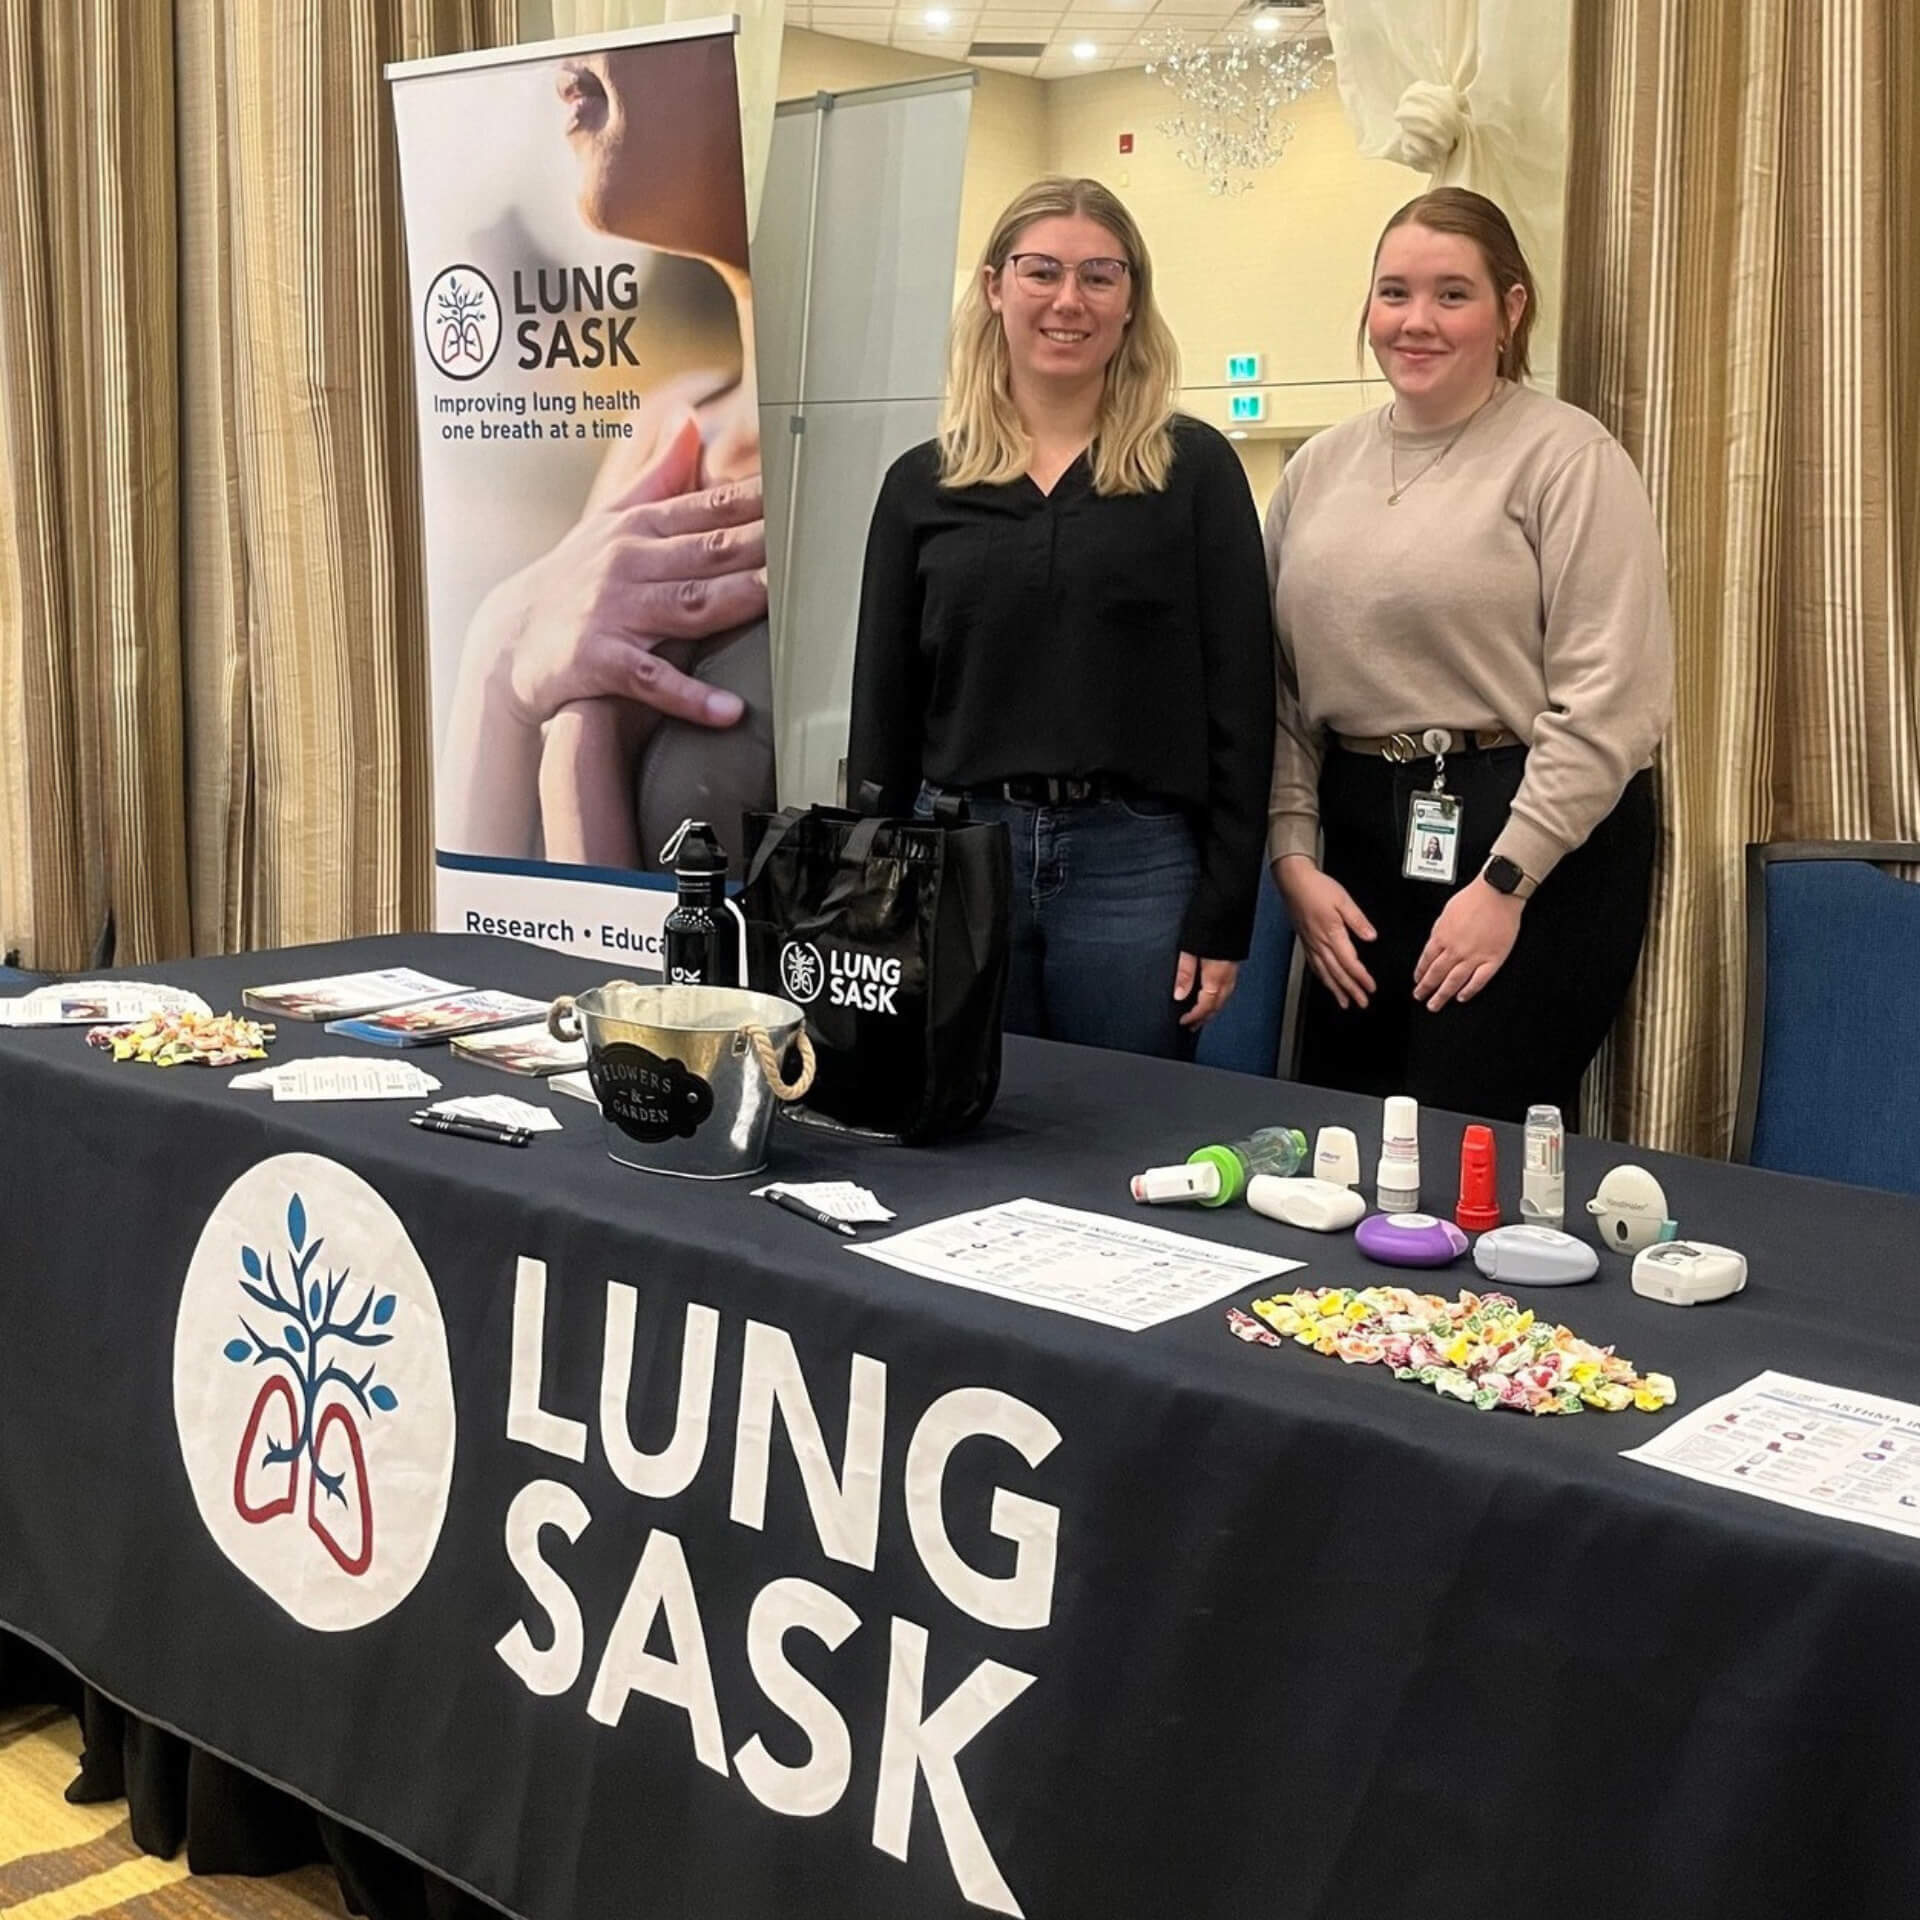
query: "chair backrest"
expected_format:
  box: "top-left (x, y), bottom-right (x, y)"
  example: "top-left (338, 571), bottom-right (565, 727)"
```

top-left (1734, 840), bottom-right (1920, 1193)
top-left (1194, 867), bottom-right (1296, 1077)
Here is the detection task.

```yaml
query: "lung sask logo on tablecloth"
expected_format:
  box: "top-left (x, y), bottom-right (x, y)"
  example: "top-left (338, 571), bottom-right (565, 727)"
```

top-left (173, 1153), bottom-right (456, 1632)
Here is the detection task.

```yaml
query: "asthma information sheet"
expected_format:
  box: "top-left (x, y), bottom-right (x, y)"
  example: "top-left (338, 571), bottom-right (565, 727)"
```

top-left (853, 1198), bottom-right (1302, 1333)
top-left (1624, 1370), bottom-right (1920, 1540)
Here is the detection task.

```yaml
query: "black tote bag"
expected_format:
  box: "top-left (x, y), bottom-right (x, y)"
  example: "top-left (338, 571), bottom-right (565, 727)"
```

top-left (739, 805), bottom-right (1010, 1143)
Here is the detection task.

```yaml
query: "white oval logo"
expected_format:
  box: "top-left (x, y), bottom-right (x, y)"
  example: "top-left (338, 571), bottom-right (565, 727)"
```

top-left (422, 263), bottom-right (502, 381)
top-left (173, 1154), bottom-right (456, 1632)
top-left (779, 940), bottom-right (825, 1004)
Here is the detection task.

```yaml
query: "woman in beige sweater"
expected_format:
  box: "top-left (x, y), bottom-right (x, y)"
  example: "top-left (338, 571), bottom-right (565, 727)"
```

top-left (1266, 189), bottom-right (1673, 1122)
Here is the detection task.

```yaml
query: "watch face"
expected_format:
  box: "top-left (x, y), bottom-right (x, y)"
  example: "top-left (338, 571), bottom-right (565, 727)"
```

top-left (1485, 857), bottom-right (1521, 893)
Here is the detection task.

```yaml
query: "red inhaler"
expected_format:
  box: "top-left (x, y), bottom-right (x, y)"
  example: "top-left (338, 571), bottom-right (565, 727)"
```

top-left (1455, 1124), bottom-right (1502, 1233)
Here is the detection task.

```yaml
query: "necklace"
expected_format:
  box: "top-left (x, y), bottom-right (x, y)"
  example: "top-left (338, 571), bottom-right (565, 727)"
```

top-left (1386, 382), bottom-right (1503, 506)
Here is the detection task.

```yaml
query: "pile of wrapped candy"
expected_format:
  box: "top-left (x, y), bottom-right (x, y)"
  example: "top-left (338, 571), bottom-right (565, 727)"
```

top-left (1227, 1285), bottom-right (1676, 1416)
top-left (86, 1009), bottom-right (275, 1068)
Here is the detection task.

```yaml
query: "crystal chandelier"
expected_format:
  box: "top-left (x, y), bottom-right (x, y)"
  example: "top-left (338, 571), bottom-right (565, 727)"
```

top-left (1141, 24), bottom-right (1330, 196)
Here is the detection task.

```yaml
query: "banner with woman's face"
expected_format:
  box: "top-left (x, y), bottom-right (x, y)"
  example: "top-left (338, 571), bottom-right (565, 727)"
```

top-left (392, 27), bottom-right (775, 968)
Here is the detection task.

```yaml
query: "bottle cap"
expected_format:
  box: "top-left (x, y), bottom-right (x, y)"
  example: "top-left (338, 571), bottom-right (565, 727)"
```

top-left (1132, 1161), bottom-right (1222, 1205)
top-left (1185, 1144), bottom-right (1245, 1206)
top-left (1313, 1125), bottom-right (1361, 1189)
top-left (1455, 1123), bottom-right (1501, 1232)
top-left (659, 819), bottom-right (728, 876)
top-left (1382, 1095), bottom-right (1419, 1145)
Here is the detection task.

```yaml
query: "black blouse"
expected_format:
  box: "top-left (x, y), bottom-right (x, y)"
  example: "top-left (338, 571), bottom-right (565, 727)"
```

top-left (846, 416), bottom-right (1275, 957)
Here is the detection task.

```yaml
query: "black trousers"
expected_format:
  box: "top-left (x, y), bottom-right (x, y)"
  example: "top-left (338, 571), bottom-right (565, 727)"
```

top-left (1297, 747), bottom-right (1656, 1123)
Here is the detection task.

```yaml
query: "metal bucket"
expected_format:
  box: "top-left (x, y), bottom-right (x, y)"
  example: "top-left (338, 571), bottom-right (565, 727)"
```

top-left (548, 981), bottom-right (816, 1179)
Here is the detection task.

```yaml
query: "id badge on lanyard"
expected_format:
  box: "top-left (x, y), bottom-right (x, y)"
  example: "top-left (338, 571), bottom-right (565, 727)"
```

top-left (1402, 729), bottom-right (1463, 884)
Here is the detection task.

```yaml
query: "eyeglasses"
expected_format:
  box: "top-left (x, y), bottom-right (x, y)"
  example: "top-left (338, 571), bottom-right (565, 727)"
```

top-left (1003, 253), bottom-right (1132, 297)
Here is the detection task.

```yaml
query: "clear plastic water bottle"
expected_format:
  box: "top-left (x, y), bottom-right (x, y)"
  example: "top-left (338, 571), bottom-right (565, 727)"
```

top-left (1186, 1126), bottom-right (1310, 1207)
top-left (1522, 1104), bottom-right (1566, 1227)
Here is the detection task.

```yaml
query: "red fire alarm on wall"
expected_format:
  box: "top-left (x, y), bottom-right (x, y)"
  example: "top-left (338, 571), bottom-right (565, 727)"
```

top-left (1118, 132), bottom-right (1134, 154)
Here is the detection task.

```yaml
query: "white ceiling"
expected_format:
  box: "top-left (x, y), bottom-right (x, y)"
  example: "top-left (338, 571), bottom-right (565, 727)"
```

top-left (788, 0), bottom-right (1328, 80)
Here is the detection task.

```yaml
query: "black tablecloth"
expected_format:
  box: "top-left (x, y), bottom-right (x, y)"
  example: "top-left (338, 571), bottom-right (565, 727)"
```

top-left (5, 934), bottom-right (1920, 1920)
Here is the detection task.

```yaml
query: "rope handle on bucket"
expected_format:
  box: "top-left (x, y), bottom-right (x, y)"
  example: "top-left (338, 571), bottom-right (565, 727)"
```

top-left (548, 990), bottom-right (813, 1103)
top-left (747, 1025), bottom-right (816, 1102)
top-left (548, 982), bottom-right (644, 1045)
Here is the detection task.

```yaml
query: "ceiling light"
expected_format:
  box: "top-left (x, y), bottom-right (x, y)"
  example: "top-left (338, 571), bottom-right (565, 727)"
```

top-left (1142, 26), bottom-right (1329, 193)
top-left (1252, 11), bottom-right (1281, 30)
top-left (1072, 40), bottom-right (1098, 59)
top-left (925, 6), bottom-right (952, 25)
top-left (1229, 429), bottom-right (1249, 439)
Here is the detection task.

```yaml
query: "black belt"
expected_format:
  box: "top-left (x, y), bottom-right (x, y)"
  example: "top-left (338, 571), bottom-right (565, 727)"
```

top-left (959, 775), bottom-right (1124, 806)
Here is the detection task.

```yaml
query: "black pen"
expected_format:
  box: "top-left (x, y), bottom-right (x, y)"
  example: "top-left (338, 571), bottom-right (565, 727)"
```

top-left (763, 1190), bottom-right (856, 1237)
top-left (410, 1106), bottom-right (522, 1134)
top-left (410, 1112), bottom-right (531, 1148)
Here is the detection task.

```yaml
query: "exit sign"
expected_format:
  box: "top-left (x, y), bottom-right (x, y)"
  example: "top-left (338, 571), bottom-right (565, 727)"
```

top-left (1229, 392), bottom-right (1267, 423)
top-left (1226, 353), bottom-right (1261, 382)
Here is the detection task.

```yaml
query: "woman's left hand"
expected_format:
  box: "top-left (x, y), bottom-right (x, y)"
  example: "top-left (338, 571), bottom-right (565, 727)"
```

top-left (1412, 879), bottom-right (1524, 1011)
top-left (1175, 954), bottom-right (1239, 1029)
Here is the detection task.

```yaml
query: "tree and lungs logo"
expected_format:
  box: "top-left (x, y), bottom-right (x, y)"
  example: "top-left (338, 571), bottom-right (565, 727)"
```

top-left (422, 263), bottom-right (501, 380)
top-left (174, 1155), bottom-right (455, 1632)
top-left (780, 940), bottom-right (824, 1004)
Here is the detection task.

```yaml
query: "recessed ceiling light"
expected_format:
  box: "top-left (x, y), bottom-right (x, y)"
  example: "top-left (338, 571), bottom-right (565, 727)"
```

top-left (1251, 11), bottom-right (1281, 29)
top-left (1072, 40), bottom-right (1098, 59)
top-left (1228, 429), bottom-right (1249, 440)
top-left (924, 6), bottom-right (951, 25)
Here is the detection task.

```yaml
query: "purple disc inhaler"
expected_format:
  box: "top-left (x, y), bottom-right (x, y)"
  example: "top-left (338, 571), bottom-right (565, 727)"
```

top-left (1355, 1212), bottom-right (1469, 1268)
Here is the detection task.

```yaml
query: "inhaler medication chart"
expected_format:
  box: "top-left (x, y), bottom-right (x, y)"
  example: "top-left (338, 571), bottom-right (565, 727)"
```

top-left (854, 1198), bottom-right (1302, 1332)
top-left (1623, 1371), bottom-right (1920, 1540)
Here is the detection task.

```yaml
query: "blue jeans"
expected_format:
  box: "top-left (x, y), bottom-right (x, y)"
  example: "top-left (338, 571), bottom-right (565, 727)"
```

top-left (918, 786), bottom-right (1200, 1059)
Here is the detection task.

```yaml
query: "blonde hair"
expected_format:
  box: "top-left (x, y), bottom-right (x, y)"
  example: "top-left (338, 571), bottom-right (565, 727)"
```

top-left (939, 177), bottom-right (1181, 496)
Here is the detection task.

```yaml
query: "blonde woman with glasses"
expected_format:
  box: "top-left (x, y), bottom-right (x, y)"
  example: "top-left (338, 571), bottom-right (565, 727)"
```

top-left (847, 177), bottom-right (1274, 1059)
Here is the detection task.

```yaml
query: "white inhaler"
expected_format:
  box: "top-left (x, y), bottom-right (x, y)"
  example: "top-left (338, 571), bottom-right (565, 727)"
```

top-left (1521, 1103), bottom-right (1565, 1229)
top-left (1377, 1096), bottom-right (1420, 1213)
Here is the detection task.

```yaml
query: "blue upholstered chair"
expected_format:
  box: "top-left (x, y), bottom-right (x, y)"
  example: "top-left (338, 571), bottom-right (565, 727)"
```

top-left (1194, 867), bottom-right (1297, 1077)
top-left (1733, 841), bottom-right (1920, 1194)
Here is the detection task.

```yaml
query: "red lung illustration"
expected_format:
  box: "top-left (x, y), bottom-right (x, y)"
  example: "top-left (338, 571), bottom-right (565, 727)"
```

top-left (307, 1401), bottom-right (374, 1576)
top-left (232, 1376), bottom-right (300, 1523)
top-left (222, 1200), bottom-right (394, 1580)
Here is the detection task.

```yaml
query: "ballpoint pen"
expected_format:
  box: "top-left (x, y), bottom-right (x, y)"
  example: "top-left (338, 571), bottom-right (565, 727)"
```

top-left (410, 1112), bottom-right (532, 1148)
top-left (410, 1105), bottom-right (523, 1132)
top-left (761, 1189), bottom-right (856, 1237)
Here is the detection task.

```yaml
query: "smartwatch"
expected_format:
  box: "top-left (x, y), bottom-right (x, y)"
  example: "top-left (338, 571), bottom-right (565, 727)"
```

top-left (1482, 855), bottom-right (1536, 900)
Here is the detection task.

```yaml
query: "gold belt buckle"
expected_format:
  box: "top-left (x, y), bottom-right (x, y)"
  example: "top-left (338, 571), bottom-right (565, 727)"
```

top-left (1383, 732), bottom-right (1420, 764)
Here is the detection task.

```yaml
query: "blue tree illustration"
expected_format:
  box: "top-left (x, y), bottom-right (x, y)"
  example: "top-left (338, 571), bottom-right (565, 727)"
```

top-left (221, 1193), bottom-right (399, 1506)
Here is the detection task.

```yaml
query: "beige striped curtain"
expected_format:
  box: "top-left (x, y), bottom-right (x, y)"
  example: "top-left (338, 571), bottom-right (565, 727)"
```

top-left (0, 0), bottom-right (516, 971)
top-left (1562, 0), bottom-right (1920, 1157)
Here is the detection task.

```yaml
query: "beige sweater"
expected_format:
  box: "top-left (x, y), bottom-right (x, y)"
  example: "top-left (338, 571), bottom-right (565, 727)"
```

top-left (1264, 381), bottom-right (1673, 883)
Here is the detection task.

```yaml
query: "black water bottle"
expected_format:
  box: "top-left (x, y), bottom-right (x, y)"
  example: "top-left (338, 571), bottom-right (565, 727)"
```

top-left (660, 821), bottom-right (738, 987)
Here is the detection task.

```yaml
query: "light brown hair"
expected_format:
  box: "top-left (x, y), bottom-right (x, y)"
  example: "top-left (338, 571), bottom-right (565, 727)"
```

top-left (1360, 187), bottom-right (1538, 381)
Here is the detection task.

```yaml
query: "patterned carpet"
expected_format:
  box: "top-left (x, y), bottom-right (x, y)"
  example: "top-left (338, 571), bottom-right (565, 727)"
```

top-left (0, 1708), bottom-right (344, 1920)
